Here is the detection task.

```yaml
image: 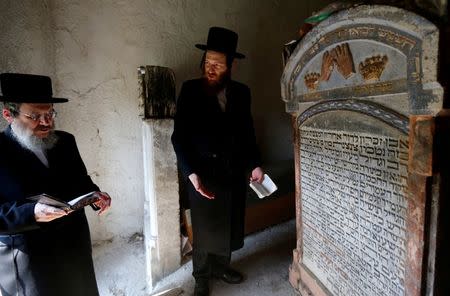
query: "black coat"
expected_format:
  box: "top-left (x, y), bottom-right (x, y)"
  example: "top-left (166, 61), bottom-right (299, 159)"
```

top-left (171, 79), bottom-right (261, 256)
top-left (0, 126), bottom-right (99, 296)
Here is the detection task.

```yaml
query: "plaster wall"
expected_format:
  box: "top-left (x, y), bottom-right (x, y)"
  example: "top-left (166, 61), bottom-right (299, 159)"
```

top-left (1, 0), bottom-right (331, 243)
top-left (0, 0), bottom-right (55, 131)
top-left (0, 0), bottom-right (334, 293)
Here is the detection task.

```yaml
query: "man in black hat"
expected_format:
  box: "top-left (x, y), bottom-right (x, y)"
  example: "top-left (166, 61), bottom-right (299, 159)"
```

top-left (0, 73), bottom-right (111, 296)
top-left (171, 27), bottom-right (264, 296)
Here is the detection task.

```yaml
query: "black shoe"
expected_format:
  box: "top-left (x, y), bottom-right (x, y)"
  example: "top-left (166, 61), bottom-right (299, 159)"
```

top-left (194, 279), bottom-right (209, 296)
top-left (213, 268), bottom-right (244, 284)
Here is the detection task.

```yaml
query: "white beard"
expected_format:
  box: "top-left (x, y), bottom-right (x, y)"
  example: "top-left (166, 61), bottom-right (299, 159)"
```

top-left (11, 120), bottom-right (58, 152)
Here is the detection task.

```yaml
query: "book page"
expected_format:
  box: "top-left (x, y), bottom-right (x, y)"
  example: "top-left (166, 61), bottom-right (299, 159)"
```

top-left (28, 191), bottom-right (99, 211)
top-left (27, 193), bottom-right (70, 210)
top-left (249, 182), bottom-right (267, 198)
top-left (67, 191), bottom-right (98, 209)
top-left (249, 174), bottom-right (278, 199)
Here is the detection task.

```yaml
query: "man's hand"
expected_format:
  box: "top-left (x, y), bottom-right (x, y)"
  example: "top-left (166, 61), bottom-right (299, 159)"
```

top-left (188, 173), bottom-right (215, 199)
top-left (34, 203), bottom-right (68, 222)
top-left (92, 191), bottom-right (111, 215)
top-left (250, 167), bottom-right (264, 183)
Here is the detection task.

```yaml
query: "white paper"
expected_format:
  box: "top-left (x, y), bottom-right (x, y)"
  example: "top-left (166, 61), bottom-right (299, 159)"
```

top-left (249, 174), bottom-right (278, 199)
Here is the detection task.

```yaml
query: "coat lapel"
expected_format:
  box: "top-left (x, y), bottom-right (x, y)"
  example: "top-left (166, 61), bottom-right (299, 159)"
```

top-left (225, 82), bottom-right (239, 114)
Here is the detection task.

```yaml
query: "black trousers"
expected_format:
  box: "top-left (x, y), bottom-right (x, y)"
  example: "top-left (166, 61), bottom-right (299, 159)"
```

top-left (192, 247), bottom-right (231, 281)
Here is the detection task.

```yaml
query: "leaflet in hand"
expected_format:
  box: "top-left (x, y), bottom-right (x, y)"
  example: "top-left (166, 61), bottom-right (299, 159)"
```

top-left (27, 191), bottom-right (99, 211)
top-left (249, 174), bottom-right (278, 199)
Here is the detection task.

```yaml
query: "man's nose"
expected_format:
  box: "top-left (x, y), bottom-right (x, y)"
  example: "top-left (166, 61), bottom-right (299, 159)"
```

top-left (39, 116), bottom-right (52, 125)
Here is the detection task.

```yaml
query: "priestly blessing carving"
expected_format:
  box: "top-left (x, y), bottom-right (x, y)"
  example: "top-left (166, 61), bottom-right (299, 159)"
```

top-left (303, 42), bottom-right (389, 91)
top-left (359, 55), bottom-right (389, 82)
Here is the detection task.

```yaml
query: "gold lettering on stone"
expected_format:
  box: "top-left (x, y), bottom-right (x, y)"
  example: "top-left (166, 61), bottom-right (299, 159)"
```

top-left (303, 92), bottom-right (323, 101)
top-left (339, 26), bottom-right (376, 39)
top-left (301, 82), bottom-right (395, 101)
top-left (300, 127), bottom-right (408, 296)
top-left (377, 29), bottom-right (416, 51)
top-left (352, 82), bottom-right (394, 95)
top-left (333, 27), bottom-right (415, 52)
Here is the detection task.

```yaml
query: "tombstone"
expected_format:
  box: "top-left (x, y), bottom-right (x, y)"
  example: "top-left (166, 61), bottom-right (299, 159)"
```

top-left (137, 66), bottom-right (180, 292)
top-left (281, 5), bottom-right (446, 296)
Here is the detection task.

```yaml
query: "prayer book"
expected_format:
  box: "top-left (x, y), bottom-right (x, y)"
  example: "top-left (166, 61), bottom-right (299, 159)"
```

top-left (27, 191), bottom-right (99, 211)
top-left (249, 174), bottom-right (278, 199)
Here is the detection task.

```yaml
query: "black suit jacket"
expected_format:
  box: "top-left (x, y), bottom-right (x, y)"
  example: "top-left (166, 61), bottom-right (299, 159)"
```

top-left (171, 78), bottom-right (261, 255)
top-left (172, 78), bottom-right (261, 179)
top-left (0, 126), bottom-right (99, 296)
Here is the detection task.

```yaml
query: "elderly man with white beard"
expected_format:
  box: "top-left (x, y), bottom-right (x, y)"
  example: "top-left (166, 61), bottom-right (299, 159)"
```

top-left (0, 73), bottom-right (111, 296)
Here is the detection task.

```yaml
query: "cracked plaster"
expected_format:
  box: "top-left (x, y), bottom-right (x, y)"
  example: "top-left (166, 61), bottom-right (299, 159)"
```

top-left (0, 0), bottom-right (332, 294)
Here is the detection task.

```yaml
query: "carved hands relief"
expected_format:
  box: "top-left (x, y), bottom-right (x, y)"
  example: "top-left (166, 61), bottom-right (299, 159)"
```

top-left (320, 50), bottom-right (334, 82)
top-left (303, 42), bottom-right (390, 92)
top-left (304, 42), bottom-right (356, 91)
top-left (359, 55), bottom-right (389, 82)
top-left (304, 72), bottom-right (321, 91)
top-left (332, 43), bottom-right (355, 79)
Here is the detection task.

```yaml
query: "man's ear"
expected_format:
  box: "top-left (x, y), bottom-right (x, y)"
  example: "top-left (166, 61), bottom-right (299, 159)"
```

top-left (2, 109), bottom-right (14, 123)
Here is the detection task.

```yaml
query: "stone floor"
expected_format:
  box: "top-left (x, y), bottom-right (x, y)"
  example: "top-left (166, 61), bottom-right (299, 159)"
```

top-left (93, 219), bottom-right (298, 296)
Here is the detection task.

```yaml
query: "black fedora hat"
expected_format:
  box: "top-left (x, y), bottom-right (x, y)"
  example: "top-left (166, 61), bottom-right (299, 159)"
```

top-left (0, 73), bottom-right (68, 103)
top-left (195, 27), bottom-right (245, 59)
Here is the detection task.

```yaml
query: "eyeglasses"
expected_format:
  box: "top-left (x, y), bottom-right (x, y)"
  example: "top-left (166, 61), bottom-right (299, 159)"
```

top-left (18, 110), bottom-right (57, 122)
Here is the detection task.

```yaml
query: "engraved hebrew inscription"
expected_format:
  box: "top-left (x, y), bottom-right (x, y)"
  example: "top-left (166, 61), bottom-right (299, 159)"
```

top-left (300, 126), bottom-right (408, 296)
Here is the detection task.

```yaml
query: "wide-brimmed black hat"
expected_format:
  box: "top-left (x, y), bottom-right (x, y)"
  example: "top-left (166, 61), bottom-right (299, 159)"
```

top-left (0, 73), bottom-right (68, 103)
top-left (195, 27), bottom-right (245, 59)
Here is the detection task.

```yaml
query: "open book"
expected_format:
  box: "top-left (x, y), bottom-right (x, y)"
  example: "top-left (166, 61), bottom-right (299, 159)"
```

top-left (249, 174), bottom-right (278, 199)
top-left (27, 191), bottom-right (99, 211)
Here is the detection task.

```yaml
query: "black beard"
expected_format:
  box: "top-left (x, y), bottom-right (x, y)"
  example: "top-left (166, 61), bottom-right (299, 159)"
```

top-left (202, 71), bottom-right (230, 96)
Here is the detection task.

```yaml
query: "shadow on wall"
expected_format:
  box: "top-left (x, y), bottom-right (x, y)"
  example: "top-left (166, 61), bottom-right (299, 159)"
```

top-left (237, 1), bottom-right (334, 163)
top-left (169, 47), bottom-right (203, 97)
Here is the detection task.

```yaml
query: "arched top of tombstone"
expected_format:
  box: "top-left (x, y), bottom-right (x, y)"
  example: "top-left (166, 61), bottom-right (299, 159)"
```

top-left (281, 5), bottom-right (443, 116)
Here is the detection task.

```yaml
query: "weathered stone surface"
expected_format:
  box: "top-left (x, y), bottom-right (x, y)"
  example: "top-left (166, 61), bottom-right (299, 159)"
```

top-left (142, 120), bottom-right (180, 291)
top-left (282, 5), bottom-right (445, 296)
top-left (408, 115), bottom-right (435, 175)
top-left (138, 66), bottom-right (176, 119)
top-left (299, 119), bottom-right (409, 295)
top-left (281, 5), bottom-right (441, 116)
